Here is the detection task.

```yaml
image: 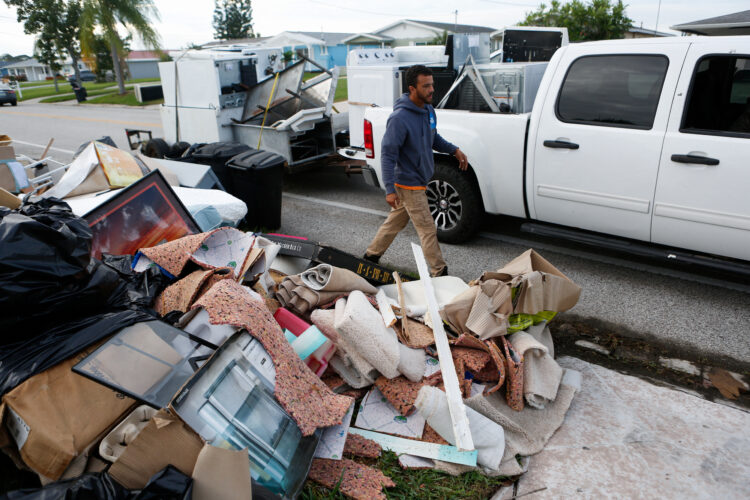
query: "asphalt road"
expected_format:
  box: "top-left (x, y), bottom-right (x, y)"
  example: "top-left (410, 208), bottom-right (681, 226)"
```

top-left (5, 101), bottom-right (750, 368)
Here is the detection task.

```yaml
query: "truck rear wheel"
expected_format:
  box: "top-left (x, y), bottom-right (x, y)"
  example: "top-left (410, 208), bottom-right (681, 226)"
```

top-left (427, 160), bottom-right (483, 243)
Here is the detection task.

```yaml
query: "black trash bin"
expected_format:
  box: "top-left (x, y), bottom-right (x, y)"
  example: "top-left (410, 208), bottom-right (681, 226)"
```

top-left (188, 142), bottom-right (251, 192)
top-left (226, 150), bottom-right (286, 230)
top-left (73, 86), bottom-right (87, 102)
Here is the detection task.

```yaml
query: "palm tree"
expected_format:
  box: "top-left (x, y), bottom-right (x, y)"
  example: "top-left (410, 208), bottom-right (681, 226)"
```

top-left (79, 0), bottom-right (161, 94)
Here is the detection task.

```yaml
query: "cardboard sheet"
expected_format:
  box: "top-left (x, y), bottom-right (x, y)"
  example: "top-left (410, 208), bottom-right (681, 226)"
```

top-left (0, 345), bottom-right (136, 480)
top-left (314, 401), bottom-right (355, 460)
top-left (354, 388), bottom-right (425, 439)
top-left (192, 443), bottom-right (252, 500)
top-left (109, 409), bottom-right (204, 489)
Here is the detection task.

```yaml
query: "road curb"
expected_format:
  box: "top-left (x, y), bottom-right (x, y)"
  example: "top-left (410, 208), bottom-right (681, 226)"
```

top-left (550, 317), bottom-right (750, 410)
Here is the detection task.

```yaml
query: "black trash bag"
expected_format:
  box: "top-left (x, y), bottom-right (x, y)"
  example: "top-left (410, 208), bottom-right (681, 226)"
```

top-left (1, 465), bottom-right (192, 500)
top-left (100, 254), bottom-right (169, 312)
top-left (134, 465), bottom-right (192, 500)
top-left (0, 310), bottom-right (154, 396)
top-left (1, 471), bottom-right (130, 500)
top-left (0, 200), bottom-right (167, 345)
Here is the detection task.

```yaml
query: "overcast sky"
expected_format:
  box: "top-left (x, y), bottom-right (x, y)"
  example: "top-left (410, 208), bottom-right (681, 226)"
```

top-left (0, 0), bottom-right (747, 56)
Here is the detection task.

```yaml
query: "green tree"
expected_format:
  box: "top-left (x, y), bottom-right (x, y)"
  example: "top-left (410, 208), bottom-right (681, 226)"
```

top-left (34, 31), bottom-right (63, 91)
top-left (213, 0), bottom-right (255, 40)
top-left (80, 0), bottom-right (161, 94)
top-left (520, 0), bottom-right (632, 41)
top-left (4, 0), bottom-right (84, 85)
top-left (430, 30), bottom-right (448, 45)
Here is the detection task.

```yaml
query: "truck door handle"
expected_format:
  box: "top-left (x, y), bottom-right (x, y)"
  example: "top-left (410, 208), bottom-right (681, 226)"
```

top-left (671, 154), bottom-right (719, 166)
top-left (543, 140), bottom-right (579, 150)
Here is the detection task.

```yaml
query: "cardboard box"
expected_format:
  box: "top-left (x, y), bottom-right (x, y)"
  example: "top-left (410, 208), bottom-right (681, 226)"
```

top-left (0, 345), bottom-right (136, 480)
top-left (0, 135), bottom-right (15, 162)
top-left (109, 409), bottom-right (251, 499)
top-left (108, 409), bottom-right (204, 489)
top-left (482, 249), bottom-right (582, 314)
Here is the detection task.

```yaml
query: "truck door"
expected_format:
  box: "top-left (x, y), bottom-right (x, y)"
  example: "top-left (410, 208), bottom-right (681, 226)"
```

top-left (651, 44), bottom-right (750, 261)
top-left (531, 44), bottom-right (688, 241)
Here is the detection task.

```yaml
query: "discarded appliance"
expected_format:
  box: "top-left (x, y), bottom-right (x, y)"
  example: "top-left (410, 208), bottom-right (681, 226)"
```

top-left (152, 52), bottom-right (344, 172)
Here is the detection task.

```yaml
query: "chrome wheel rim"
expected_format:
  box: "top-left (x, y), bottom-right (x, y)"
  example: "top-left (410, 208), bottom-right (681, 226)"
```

top-left (427, 179), bottom-right (462, 231)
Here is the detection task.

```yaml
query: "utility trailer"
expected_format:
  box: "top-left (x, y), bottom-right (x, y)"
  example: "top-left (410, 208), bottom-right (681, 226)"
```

top-left (134, 49), bottom-right (346, 172)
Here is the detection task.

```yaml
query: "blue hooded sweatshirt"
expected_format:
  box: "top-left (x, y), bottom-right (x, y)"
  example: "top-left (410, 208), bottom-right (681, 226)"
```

top-left (380, 93), bottom-right (457, 195)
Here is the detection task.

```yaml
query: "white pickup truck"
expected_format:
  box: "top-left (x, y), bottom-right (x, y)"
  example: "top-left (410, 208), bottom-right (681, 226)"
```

top-left (360, 36), bottom-right (750, 265)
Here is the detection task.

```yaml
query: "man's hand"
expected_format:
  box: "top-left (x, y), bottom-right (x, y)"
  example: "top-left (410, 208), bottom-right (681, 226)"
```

top-left (454, 148), bottom-right (468, 170)
top-left (386, 192), bottom-right (400, 209)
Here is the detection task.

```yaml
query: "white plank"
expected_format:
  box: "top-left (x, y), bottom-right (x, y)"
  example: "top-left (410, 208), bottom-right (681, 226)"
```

top-left (375, 289), bottom-right (397, 328)
top-left (349, 428), bottom-right (477, 466)
top-left (410, 243), bottom-right (474, 451)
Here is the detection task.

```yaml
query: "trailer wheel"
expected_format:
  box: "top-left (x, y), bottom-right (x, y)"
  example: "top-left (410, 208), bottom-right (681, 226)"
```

top-left (427, 160), bottom-right (483, 244)
top-left (142, 138), bottom-right (170, 159)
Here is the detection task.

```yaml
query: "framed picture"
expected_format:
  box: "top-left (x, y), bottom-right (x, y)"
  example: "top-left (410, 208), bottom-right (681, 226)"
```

top-left (84, 169), bottom-right (200, 259)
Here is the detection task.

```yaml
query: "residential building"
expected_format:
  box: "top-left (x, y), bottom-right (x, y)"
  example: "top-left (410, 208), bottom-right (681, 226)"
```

top-left (0, 57), bottom-right (91, 81)
top-left (670, 10), bottom-right (750, 36)
top-left (203, 31), bottom-right (386, 71)
top-left (370, 19), bottom-right (496, 47)
top-left (126, 50), bottom-right (164, 80)
top-left (624, 26), bottom-right (674, 38)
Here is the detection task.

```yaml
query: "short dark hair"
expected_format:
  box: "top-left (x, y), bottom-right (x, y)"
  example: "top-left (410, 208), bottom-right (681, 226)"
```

top-left (405, 65), bottom-right (433, 90)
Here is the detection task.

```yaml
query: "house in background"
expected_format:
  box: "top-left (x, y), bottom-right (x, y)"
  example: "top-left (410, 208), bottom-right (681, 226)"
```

top-left (126, 50), bottom-right (165, 80)
top-left (203, 31), bottom-right (386, 71)
top-left (670, 10), bottom-right (750, 36)
top-left (1, 58), bottom-right (51, 81)
top-left (1, 57), bottom-right (92, 81)
top-left (370, 19), bottom-right (496, 47)
top-left (624, 25), bottom-right (674, 38)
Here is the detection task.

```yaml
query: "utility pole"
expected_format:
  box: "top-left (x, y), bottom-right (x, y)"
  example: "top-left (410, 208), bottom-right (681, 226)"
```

top-left (655, 0), bottom-right (662, 33)
top-left (454, 9), bottom-right (458, 32)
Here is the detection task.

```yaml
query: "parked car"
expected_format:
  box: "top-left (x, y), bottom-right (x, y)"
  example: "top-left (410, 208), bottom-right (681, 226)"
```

top-left (0, 84), bottom-right (17, 106)
top-left (68, 70), bottom-right (96, 83)
top-left (361, 36), bottom-right (750, 265)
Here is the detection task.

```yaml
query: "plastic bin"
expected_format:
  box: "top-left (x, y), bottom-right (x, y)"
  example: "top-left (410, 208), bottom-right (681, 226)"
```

top-left (73, 87), bottom-right (87, 102)
top-left (226, 150), bottom-right (286, 230)
top-left (188, 142), bottom-right (251, 193)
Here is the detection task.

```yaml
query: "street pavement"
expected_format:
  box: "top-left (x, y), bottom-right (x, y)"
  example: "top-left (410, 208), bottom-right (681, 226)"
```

top-left (493, 357), bottom-right (750, 500)
top-left (4, 101), bottom-right (749, 368)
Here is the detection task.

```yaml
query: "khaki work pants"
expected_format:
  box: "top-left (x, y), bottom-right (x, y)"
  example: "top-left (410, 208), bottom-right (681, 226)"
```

top-left (366, 186), bottom-right (447, 276)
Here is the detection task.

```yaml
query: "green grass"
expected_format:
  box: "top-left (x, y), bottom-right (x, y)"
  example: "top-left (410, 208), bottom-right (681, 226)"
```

top-left (19, 81), bottom-right (114, 101)
top-left (334, 77), bottom-right (347, 103)
top-left (18, 79), bottom-right (161, 101)
top-left (38, 86), bottom-right (136, 103)
top-left (19, 80), bottom-right (59, 88)
top-left (83, 90), bottom-right (163, 106)
top-left (301, 451), bottom-right (512, 500)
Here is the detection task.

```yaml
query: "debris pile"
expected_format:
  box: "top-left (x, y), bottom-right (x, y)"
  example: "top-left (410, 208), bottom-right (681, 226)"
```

top-left (0, 137), bottom-right (584, 499)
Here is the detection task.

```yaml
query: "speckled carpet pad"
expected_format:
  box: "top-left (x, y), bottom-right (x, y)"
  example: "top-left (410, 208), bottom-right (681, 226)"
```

top-left (191, 280), bottom-right (353, 436)
top-left (308, 458), bottom-right (394, 500)
top-left (154, 267), bottom-right (233, 316)
top-left (343, 433), bottom-right (381, 458)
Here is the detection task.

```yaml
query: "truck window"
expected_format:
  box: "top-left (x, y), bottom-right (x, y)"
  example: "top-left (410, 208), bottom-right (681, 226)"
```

top-left (682, 55), bottom-right (750, 137)
top-left (556, 55), bottom-right (668, 129)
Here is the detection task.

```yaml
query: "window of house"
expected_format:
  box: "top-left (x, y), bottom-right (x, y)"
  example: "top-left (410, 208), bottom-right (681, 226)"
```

top-left (681, 55), bottom-right (750, 137)
top-left (556, 54), bottom-right (669, 129)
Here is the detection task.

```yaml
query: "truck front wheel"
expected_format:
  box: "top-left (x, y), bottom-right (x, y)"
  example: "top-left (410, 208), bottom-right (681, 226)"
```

top-left (427, 161), bottom-right (483, 243)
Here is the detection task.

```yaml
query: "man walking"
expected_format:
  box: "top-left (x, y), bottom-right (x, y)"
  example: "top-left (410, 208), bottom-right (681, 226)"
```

top-left (364, 65), bottom-right (468, 276)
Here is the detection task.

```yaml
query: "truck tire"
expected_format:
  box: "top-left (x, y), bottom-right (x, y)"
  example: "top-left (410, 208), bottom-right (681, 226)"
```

top-left (142, 138), bottom-right (170, 159)
top-left (427, 160), bottom-right (483, 243)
